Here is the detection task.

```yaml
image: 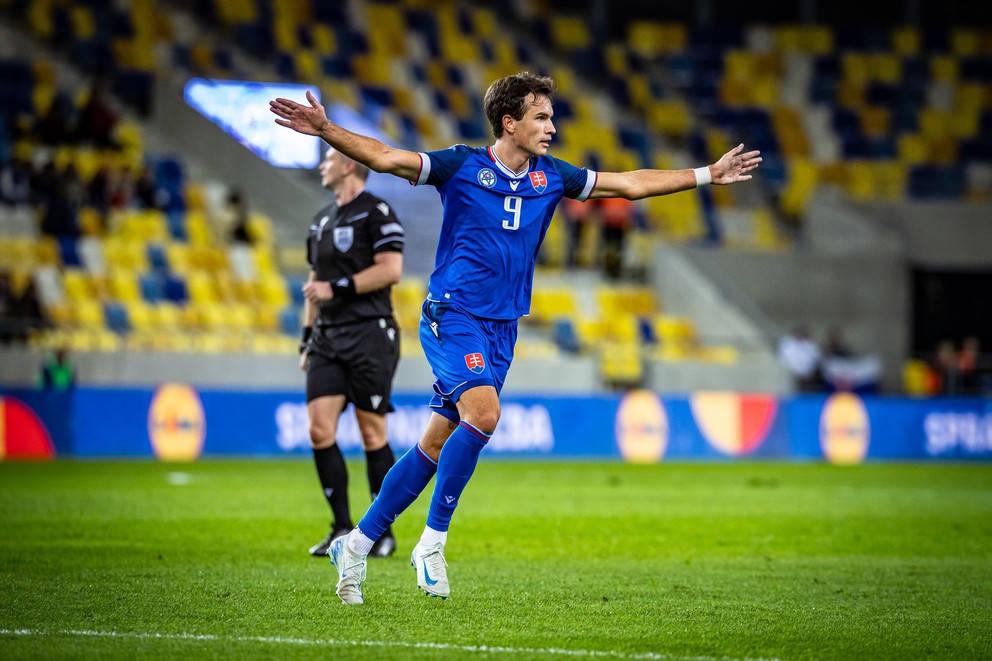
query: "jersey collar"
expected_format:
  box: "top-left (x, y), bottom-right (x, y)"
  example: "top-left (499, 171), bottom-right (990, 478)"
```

top-left (487, 146), bottom-right (533, 179)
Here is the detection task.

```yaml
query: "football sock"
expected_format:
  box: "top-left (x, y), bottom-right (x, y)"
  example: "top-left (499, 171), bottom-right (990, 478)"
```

top-left (357, 443), bottom-right (437, 541)
top-left (365, 444), bottom-right (395, 502)
top-left (313, 444), bottom-right (352, 530)
top-left (426, 421), bottom-right (491, 532)
top-left (366, 444), bottom-right (396, 537)
top-left (419, 526), bottom-right (447, 547)
top-left (348, 528), bottom-right (375, 556)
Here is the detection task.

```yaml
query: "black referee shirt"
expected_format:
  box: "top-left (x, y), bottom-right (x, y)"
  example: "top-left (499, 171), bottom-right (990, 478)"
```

top-left (307, 190), bottom-right (405, 326)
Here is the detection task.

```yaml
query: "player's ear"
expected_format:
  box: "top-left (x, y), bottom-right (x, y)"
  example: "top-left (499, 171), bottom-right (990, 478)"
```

top-left (502, 114), bottom-right (515, 135)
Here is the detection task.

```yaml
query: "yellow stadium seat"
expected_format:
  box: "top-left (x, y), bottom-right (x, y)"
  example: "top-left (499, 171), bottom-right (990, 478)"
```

top-left (597, 287), bottom-right (657, 317)
top-left (258, 273), bottom-right (290, 306)
top-left (529, 287), bottom-right (580, 325)
top-left (186, 270), bottom-right (218, 305)
top-left (108, 267), bottom-right (142, 303)
top-left (892, 27), bottom-right (920, 55)
top-left (126, 301), bottom-right (154, 332)
top-left (550, 16), bottom-right (591, 51)
top-left (62, 269), bottom-right (94, 303)
top-left (654, 314), bottom-right (697, 350)
top-left (599, 341), bottom-right (643, 387)
top-left (152, 302), bottom-right (182, 329)
top-left (74, 299), bottom-right (105, 329)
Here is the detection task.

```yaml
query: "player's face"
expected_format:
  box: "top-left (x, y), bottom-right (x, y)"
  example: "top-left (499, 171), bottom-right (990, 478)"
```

top-left (318, 149), bottom-right (346, 190)
top-left (513, 94), bottom-right (556, 157)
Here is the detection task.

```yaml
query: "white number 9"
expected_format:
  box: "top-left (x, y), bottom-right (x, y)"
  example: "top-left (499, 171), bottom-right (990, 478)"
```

top-left (502, 196), bottom-right (522, 230)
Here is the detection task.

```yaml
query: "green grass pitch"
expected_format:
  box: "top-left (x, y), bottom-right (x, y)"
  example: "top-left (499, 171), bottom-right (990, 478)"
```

top-left (1, 459), bottom-right (990, 660)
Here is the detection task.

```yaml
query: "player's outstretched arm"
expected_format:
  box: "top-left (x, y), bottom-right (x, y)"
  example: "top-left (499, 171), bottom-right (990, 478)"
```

top-left (270, 90), bottom-right (422, 181)
top-left (590, 143), bottom-right (762, 200)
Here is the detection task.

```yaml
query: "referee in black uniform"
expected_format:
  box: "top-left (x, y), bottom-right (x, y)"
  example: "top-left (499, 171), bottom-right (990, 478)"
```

top-left (300, 147), bottom-right (405, 558)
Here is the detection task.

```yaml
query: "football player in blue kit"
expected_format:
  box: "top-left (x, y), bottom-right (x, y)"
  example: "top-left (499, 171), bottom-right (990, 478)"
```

top-left (271, 72), bottom-right (761, 605)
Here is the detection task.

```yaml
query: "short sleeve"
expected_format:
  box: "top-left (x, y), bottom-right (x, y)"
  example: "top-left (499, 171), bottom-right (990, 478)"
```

top-left (414, 144), bottom-right (475, 187)
top-left (367, 199), bottom-right (405, 254)
top-left (550, 156), bottom-right (598, 201)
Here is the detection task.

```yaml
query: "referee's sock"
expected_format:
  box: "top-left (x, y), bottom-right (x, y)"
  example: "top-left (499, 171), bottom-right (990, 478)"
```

top-left (357, 443), bottom-right (437, 541)
top-left (313, 444), bottom-right (352, 531)
top-left (425, 421), bottom-right (491, 532)
top-left (365, 444), bottom-right (395, 504)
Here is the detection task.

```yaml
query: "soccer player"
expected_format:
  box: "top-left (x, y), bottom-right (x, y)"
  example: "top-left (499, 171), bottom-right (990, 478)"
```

top-left (299, 147), bottom-right (405, 559)
top-left (271, 72), bottom-right (761, 605)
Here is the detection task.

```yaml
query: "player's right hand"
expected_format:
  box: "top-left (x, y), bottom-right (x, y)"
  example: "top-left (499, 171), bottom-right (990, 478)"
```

top-left (270, 90), bottom-right (328, 137)
top-left (299, 351), bottom-right (309, 372)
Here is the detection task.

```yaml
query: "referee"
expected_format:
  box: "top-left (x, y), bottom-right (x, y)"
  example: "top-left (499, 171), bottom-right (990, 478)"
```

top-left (300, 147), bottom-right (405, 558)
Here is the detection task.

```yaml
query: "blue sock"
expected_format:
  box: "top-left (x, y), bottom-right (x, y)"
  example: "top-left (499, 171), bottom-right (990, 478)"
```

top-left (357, 444), bottom-right (437, 540)
top-left (426, 421), bottom-right (491, 532)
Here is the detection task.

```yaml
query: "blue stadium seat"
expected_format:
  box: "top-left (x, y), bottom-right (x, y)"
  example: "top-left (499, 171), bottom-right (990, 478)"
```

top-left (140, 273), bottom-right (164, 302)
top-left (104, 301), bottom-right (130, 334)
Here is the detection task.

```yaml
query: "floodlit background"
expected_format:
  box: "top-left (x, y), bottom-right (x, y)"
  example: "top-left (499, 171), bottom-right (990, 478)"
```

top-left (1, 0), bottom-right (991, 461)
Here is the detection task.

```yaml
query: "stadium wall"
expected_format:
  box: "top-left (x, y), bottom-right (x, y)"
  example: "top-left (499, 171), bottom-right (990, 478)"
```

top-left (2, 386), bottom-right (989, 462)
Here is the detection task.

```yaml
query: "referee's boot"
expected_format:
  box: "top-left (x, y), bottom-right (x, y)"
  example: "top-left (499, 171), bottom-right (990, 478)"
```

top-left (369, 527), bottom-right (397, 558)
top-left (309, 525), bottom-right (350, 557)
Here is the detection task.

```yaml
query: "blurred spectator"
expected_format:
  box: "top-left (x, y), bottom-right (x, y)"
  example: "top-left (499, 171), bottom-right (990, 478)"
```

top-left (215, 188), bottom-right (253, 244)
top-left (0, 271), bottom-right (14, 343)
top-left (0, 156), bottom-right (33, 205)
top-left (823, 327), bottom-right (853, 359)
top-left (76, 79), bottom-right (119, 148)
top-left (34, 92), bottom-right (76, 146)
top-left (933, 339), bottom-right (960, 395)
top-left (778, 325), bottom-right (822, 392)
top-left (87, 164), bottom-right (114, 211)
top-left (0, 273), bottom-right (48, 343)
top-left (38, 347), bottom-right (75, 391)
top-left (560, 197), bottom-right (597, 268)
top-left (957, 336), bottom-right (981, 394)
top-left (599, 197), bottom-right (635, 279)
top-left (133, 165), bottom-right (159, 209)
top-left (40, 163), bottom-right (83, 238)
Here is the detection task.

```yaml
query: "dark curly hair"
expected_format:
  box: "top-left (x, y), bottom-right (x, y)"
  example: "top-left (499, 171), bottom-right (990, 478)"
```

top-left (483, 72), bottom-right (557, 139)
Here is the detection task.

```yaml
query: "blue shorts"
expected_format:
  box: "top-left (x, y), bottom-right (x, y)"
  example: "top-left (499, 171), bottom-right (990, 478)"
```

top-left (419, 300), bottom-right (517, 422)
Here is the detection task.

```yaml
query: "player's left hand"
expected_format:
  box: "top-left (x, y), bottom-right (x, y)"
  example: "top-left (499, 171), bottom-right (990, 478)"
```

top-left (302, 280), bottom-right (333, 303)
top-left (710, 143), bottom-right (762, 185)
top-left (270, 90), bottom-right (329, 137)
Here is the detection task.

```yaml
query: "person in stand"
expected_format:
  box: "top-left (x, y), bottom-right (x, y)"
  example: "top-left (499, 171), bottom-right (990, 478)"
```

top-left (39, 346), bottom-right (75, 391)
top-left (299, 147), bottom-right (406, 559)
top-left (778, 325), bottom-right (822, 392)
top-left (271, 72), bottom-right (761, 604)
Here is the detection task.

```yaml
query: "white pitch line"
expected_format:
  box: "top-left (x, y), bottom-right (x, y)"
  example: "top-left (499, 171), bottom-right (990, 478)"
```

top-left (0, 628), bottom-right (786, 661)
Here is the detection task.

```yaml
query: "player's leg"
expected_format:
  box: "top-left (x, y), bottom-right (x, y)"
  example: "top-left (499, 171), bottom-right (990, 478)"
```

top-left (410, 306), bottom-right (515, 598)
top-left (306, 350), bottom-right (352, 556)
top-left (348, 315), bottom-right (402, 557)
top-left (354, 408), bottom-right (397, 557)
top-left (307, 394), bottom-right (350, 555)
top-left (412, 385), bottom-right (497, 598)
top-left (351, 412), bottom-right (456, 548)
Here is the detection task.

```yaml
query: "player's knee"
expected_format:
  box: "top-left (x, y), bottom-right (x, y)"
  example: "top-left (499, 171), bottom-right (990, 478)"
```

top-left (465, 407), bottom-right (500, 435)
top-left (308, 419), bottom-right (336, 448)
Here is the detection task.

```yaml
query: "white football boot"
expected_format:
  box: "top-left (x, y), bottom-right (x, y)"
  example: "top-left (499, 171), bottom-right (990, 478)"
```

top-left (411, 541), bottom-right (449, 599)
top-left (329, 533), bottom-right (367, 605)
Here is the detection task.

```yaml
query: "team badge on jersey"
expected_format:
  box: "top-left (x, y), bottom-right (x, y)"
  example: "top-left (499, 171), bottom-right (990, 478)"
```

top-left (477, 168), bottom-right (497, 189)
top-left (464, 352), bottom-right (486, 374)
top-left (529, 171), bottom-right (547, 193)
top-left (333, 226), bottom-right (354, 252)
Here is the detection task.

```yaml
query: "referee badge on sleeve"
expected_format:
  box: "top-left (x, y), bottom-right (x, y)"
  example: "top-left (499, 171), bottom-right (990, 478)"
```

top-left (333, 226), bottom-right (354, 252)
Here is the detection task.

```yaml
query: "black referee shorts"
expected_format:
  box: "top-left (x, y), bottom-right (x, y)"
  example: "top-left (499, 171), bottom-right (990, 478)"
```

top-left (306, 316), bottom-right (400, 414)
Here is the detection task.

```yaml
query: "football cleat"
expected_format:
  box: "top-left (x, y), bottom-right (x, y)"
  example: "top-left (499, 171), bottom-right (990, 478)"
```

top-left (369, 531), bottom-right (397, 558)
top-left (411, 541), bottom-right (449, 599)
top-left (329, 534), bottom-right (367, 605)
top-left (309, 526), bottom-right (350, 557)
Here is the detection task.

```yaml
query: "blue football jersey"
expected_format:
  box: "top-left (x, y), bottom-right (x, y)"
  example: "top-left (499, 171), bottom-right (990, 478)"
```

top-left (413, 144), bottom-right (597, 320)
